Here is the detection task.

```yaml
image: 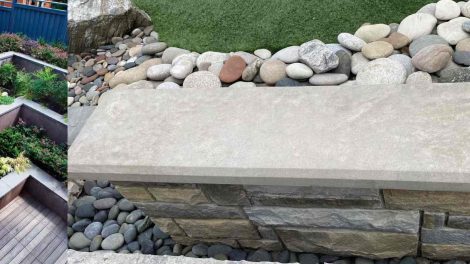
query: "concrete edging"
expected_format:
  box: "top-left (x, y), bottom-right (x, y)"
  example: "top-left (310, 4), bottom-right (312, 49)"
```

top-left (67, 251), bottom-right (280, 264)
top-left (69, 83), bottom-right (470, 192)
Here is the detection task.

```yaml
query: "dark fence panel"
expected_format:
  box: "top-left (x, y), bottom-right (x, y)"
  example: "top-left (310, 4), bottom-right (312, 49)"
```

top-left (0, 0), bottom-right (67, 44)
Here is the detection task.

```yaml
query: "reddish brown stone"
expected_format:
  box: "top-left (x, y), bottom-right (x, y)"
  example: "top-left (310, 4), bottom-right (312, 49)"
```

top-left (95, 55), bottom-right (106, 62)
top-left (81, 74), bottom-right (99, 85)
top-left (219, 55), bottom-right (246, 83)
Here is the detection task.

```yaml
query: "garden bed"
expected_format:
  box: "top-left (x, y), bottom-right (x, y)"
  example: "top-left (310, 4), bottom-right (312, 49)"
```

top-left (0, 51), bottom-right (67, 114)
top-left (0, 97), bottom-right (67, 182)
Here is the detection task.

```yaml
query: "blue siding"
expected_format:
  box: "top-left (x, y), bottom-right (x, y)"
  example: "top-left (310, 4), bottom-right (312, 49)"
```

top-left (0, 1), bottom-right (67, 44)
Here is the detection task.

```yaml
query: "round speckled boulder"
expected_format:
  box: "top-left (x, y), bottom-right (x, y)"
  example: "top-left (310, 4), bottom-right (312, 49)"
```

top-left (259, 59), bottom-right (287, 85)
top-left (356, 58), bottom-right (407, 85)
top-left (183, 71), bottom-right (222, 89)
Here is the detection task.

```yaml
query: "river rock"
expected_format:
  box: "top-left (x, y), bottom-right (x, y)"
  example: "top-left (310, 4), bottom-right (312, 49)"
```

top-left (84, 222), bottom-right (103, 240)
top-left (69, 232), bottom-right (91, 250)
top-left (147, 64), bottom-right (172, 80)
top-left (157, 82), bottom-right (181, 89)
top-left (417, 3), bottom-right (437, 15)
top-left (162, 47), bottom-right (190, 64)
top-left (453, 51), bottom-right (470, 65)
top-left (406, 71), bottom-right (433, 84)
top-left (409, 35), bottom-right (449, 57)
top-left (286, 63), bottom-right (314, 79)
top-left (232, 51), bottom-right (258, 65)
top-left (196, 52), bottom-right (229, 70)
top-left (109, 58), bottom-right (162, 88)
top-left (389, 54), bottom-right (415, 76)
top-left (229, 81), bottom-right (257, 88)
top-left (141, 42), bottom-right (168, 55)
top-left (242, 59), bottom-right (263, 81)
top-left (272, 46), bottom-right (300, 63)
top-left (275, 78), bottom-right (301, 87)
top-left (219, 56), bottom-right (246, 83)
top-left (93, 198), bottom-right (116, 210)
top-left (354, 24), bottom-right (391, 43)
top-left (457, 38), bottom-right (470, 52)
top-left (439, 67), bottom-right (470, 82)
top-left (398, 13), bottom-right (437, 41)
top-left (361, 41), bottom-right (394, 59)
top-left (254, 49), bottom-right (272, 59)
top-left (183, 71), bottom-right (222, 89)
top-left (101, 233), bottom-right (125, 250)
top-left (351, 53), bottom-right (370, 75)
top-left (464, 21), bottom-right (470, 32)
top-left (437, 17), bottom-right (470, 45)
top-left (259, 59), bottom-right (287, 85)
top-left (356, 58), bottom-right (407, 85)
top-left (338, 33), bottom-right (366, 51)
top-left (299, 40), bottom-right (339, 73)
top-left (381, 32), bottom-right (410, 49)
top-left (411, 44), bottom-right (453, 73)
top-left (435, 0), bottom-right (461, 20)
top-left (309, 73), bottom-right (348, 86)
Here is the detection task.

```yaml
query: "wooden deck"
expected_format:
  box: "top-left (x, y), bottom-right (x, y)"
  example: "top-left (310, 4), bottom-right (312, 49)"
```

top-left (0, 193), bottom-right (67, 264)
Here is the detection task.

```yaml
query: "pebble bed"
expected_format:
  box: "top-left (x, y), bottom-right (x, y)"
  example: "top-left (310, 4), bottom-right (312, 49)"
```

top-left (67, 0), bottom-right (470, 107)
top-left (68, 181), bottom-right (467, 263)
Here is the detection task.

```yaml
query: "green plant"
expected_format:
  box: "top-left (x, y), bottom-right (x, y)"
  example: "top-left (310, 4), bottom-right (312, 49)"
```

top-left (0, 33), bottom-right (22, 53)
top-left (0, 63), bottom-right (18, 92)
top-left (0, 153), bottom-right (30, 178)
top-left (0, 122), bottom-right (67, 181)
top-left (28, 67), bottom-right (67, 114)
top-left (0, 95), bottom-right (14, 105)
top-left (13, 71), bottom-right (32, 97)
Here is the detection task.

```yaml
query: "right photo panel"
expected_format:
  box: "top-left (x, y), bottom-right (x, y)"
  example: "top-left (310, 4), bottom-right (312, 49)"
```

top-left (66, 0), bottom-right (470, 263)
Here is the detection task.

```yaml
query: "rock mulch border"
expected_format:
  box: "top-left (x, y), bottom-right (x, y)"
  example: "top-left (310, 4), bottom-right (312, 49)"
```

top-left (68, 0), bottom-right (470, 107)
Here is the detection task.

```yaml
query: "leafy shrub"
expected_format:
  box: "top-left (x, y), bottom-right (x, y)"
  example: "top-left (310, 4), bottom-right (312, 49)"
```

top-left (0, 122), bottom-right (67, 181)
top-left (13, 71), bottom-right (32, 97)
top-left (0, 95), bottom-right (14, 105)
top-left (30, 45), bottom-right (67, 68)
top-left (0, 153), bottom-right (30, 178)
top-left (0, 63), bottom-right (18, 92)
top-left (0, 34), bottom-right (22, 53)
top-left (0, 33), bottom-right (67, 68)
top-left (28, 67), bottom-right (67, 114)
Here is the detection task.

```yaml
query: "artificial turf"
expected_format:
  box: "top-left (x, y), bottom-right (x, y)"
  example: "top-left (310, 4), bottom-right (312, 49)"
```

top-left (132, 0), bottom-right (436, 53)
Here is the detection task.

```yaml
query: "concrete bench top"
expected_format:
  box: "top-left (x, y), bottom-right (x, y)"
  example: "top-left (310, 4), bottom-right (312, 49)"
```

top-left (68, 83), bottom-right (470, 192)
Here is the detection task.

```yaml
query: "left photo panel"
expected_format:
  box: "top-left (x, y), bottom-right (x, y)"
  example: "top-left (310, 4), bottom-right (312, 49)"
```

top-left (0, 0), bottom-right (68, 264)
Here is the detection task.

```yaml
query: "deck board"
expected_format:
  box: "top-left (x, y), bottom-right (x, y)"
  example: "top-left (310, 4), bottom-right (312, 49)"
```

top-left (0, 193), bottom-right (67, 264)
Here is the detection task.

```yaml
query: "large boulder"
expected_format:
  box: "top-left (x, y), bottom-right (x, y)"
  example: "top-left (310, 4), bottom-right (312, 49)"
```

top-left (68, 0), bottom-right (152, 53)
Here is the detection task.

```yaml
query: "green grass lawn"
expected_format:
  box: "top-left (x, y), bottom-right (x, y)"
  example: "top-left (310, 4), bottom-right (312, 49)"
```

top-left (133, 0), bottom-right (436, 53)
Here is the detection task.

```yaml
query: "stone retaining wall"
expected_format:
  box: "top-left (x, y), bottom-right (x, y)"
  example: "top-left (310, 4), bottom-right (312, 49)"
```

top-left (113, 182), bottom-right (470, 260)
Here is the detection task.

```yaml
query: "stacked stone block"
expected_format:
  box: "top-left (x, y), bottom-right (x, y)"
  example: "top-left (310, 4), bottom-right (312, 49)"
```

top-left (114, 182), bottom-right (470, 259)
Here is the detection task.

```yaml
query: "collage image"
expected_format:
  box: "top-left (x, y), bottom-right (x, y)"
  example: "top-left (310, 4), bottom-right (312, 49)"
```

top-left (0, 0), bottom-right (470, 263)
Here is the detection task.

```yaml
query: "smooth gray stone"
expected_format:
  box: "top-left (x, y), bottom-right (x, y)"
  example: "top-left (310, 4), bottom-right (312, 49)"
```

top-left (421, 228), bottom-right (470, 245)
top-left (448, 215), bottom-right (470, 229)
top-left (69, 85), bottom-right (470, 192)
top-left (84, 222), bottom-right (103, 239)
top-left (101, 224), bottom-right (120, 238)
top-left (244, 207), bottom-right (420, 233)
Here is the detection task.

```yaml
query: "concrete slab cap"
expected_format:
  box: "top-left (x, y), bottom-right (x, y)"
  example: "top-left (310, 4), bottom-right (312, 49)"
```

top-left (69, 84), bottom-right (470, 192)
top-left (67, 250), bottom-right (276, 264)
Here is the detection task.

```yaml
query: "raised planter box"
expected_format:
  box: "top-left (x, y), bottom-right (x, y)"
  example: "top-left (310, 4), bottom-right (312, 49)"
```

top-left (69, 84), bottom-right (470, 260)
top-left (0, 51), bottom-right (66, 79)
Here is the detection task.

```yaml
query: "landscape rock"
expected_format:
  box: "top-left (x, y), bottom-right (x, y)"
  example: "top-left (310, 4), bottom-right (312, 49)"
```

top-left (338, 33), bottom-right (366, 51)
top-left (254, 49), bottom-right (272, 59)
top-left (356, 58), bottom-right (407, 85)
top-left (398, 13), bottom-right (437, 41)
top-left (147, 64), bottom-right (172, 81)
top-left (309, 73), bottom-right (348, 86)
top-left (299, 40), bottom-right (339, 73)
top-left (437, 17), bottom-right (470, 45)
top-left (259, 59), bottom-right (287, 85)
top-left (183, 71), bottom-right (222, 89)
top-left (286, 63), bottom-right (314, 79)
top-left (219, 56), bottom-right (246, 83)
top-left (355, 24), bottom-right (391, 43)
top-left (272, 46), bottom-right (300, 63)
top-left (409, 35), bottom-right (449, 57)
top-left (411, 44), bottom-right (453, 73)
top-left (361, 41), bottom-right (394, 59)
top-left (435, 0), bottom-right (461, 20)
